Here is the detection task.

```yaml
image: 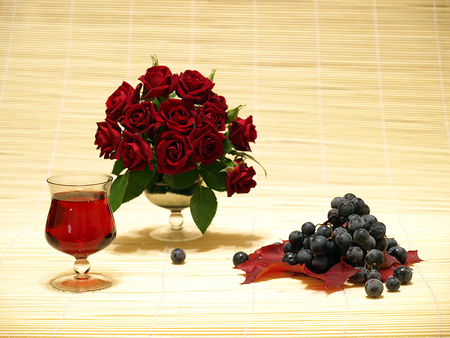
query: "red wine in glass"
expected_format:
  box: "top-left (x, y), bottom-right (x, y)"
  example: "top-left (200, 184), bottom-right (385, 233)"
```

top-left (45, 173), bottom-right (116, 293)
top-left (45, 190), bottom-right (116, 258)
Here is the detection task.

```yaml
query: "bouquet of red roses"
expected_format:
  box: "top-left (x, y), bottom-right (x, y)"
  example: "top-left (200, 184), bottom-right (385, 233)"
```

top-left (95, 56), bottom-right (263, 234)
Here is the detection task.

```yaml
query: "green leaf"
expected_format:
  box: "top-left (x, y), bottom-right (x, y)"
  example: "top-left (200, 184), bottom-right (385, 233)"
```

top-left (163, 170), bottom-right (198, 190)
top-left (190, 186), bottom-right (217, 234)
top-left (223, 138), bottom-right (232, 154)
top-left (112, 159), bottom-right (125, 175)
top-left (122, 165), bottom-right (156, 203)
top-left (151, 55), bottom-right (159, 66)
top-left (209, 69), bottom-right (217, 81)
top-left (110, 172), bottom-right (129, 212)
top-left (199, 162), bottom-right (227, 192)
top-left (227, 105), bottom-right (245, 123)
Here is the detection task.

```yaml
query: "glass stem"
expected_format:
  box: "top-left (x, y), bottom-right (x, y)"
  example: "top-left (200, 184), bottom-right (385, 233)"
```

top-left (169, 209), bottom-right (185, 231)
top-left (73, 258), bottom-right (91, 280)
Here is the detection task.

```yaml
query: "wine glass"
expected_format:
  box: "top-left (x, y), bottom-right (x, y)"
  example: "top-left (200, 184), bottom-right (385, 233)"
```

top-left (45, 172), bottom-right (117, 292)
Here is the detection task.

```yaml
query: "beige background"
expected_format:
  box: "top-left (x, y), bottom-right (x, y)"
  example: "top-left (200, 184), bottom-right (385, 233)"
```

top-left (0, 0), bottom-right (449, 337)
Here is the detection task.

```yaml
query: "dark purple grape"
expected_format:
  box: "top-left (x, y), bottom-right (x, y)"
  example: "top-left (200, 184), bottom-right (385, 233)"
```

top-left (232, 251), bottom-right (249, 266)
top-left (365, 279), bottom-right (383, 298)
top-left (386, 277), bottom-right (401, 292)
top-left (350, 266), bottom-right (367, 283)
top-left (288, 230), bottom-right (304, 247)
top-left (353, 228), bottom-right (370, 245)
top-left (297, 248), bottom-right (313, 266)
top-left (393, 265), bottom-right (412, 284)
top-left (282, 252), bottom-right (299, 265)
top-left (351, 197), bottom-right (365, 215)
top-left (362, 214), bottom-right (378, 230)
top-left (327, 208), bottom-right (340, 226)
top-left (310, 235), bottom-right (329, 255)
top-left (338, 200), bottom-right (354, 217)
top-left (347, 246), bottom-right (364, 264)
top-left (365, 249), bottom-right (384, 268)
top-left (316, 224), bottom-right (332, 238)
top-left (331, 197), bottom-right (344, 209)
top-left (370, 222), bottom-right (386, 239)
top-left (311, 255), bottom-right (329, 272)
top-left (301, 222), bottom-right (316, 236)
top-left (283, 241), bottom-right (294, 254)
top-left (171, 248), bottom-right (186, 264)
top-left (343, 193), bottom-right (357, 201)
top-left (359, 235), bottom-right (376, 252)
top-left (387, 238), bottom-right (398, 250)
top-left (366, 269), bottom-right (381, 280)
top-left (335, 232), bottom-right (352, 248)
top-left (388, 246), bottom-right (408, 264)
top-left (375, 237), bottom-right (388, 252)
top-left (347, 215), bottom-right (365, 234)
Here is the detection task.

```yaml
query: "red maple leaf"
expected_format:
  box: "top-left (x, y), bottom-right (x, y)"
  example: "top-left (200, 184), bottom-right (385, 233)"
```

top-left (235, 242), bottom-right (422, 287)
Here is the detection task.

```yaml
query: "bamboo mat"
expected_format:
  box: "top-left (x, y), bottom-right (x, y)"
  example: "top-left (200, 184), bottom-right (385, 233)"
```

top-left (0, 0), bottom-right (449, 337)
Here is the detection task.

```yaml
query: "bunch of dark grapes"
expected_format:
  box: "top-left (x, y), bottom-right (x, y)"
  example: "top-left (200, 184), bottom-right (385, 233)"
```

top-left (234, 193), bottom-right (413, 298)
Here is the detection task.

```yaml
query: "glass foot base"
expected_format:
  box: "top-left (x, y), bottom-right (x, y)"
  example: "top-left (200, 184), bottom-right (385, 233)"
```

top-left (51, 273), bottom-right (113, 293)
top-left (150, 225), bottom-right (203, 242)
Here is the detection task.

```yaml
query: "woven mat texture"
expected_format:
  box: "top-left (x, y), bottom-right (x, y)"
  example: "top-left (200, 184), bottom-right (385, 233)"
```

top-left (0, 0), bottom-right (449, 337)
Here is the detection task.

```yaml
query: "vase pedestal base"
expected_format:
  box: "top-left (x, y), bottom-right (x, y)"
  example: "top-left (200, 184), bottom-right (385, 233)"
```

top-left (149, 225), bottom-right (203, 242)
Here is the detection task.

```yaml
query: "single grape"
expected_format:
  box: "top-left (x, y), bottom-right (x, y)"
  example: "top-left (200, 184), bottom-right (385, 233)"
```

top-left (297, 248), bottom-right (313, 266)
top-left (365, 279), bottom-right (384, 298)
top-left (387, 238), bottom-right (398, 250)
top-left (351, 197), bottom-right (365, 215)
top-left (316, 224), bottom-right (332, 238)
top-left (353, 228), bottom-right (370, 245)
top-left (303, 235), bottom-right (313, 250)
top-left (282, 252), bottom-right (299, 265)
top-left (331, 196), bottom-right (344, 209)
top-left (335, 232), bottom-right (352, 248)
top-left (393, 265), bottom-right (412, 284)
top-left (365, 249), bottom-right (384, 268)
top-left (301, 222), bottom-right (316, 236)
top-left (359, 235), bottom-right (376, 252)
top-left (366, 269), bottom-right (381, 280)
top-left (347, 215), bottom-right (365, 233)
top-left (327, 240), bottom-right (339, 256)
top-left (362, 214), bottom-right (378, 230)
top-left (360, 203), bottom-right (370, 216)
top-left (232, 251), bottom-right (249, 266)
top-left (327, 208), bottom-right (340, 226)
top-left (333, 226), bottom-right (348, 235)
top-left (350, 266), bottom-right (367, 283)
top-left (370, 222), bottom-right (386, 239)
top-left (171, 248), bottom-right (186, 264)
top-left (338, 200), bottom-right (355, 217)
top-left (289, 230), bottom-right (304, 247)
top-left (347, 246), bottom-right (364, 264)
top-left (310, 235), bottom-right (329, 255)
top-left (283, 241), bottom-right (294, 254)
top-left (343, 193), bottom-right (357, 201)
top-left (388, 246), bottom-right (408, 264)
top-left (311, 255), bottom-right (329, 272)
top-left (386, 277), bottom-right (401, 292)
top-left (375, 237), bottom-right (388, 252)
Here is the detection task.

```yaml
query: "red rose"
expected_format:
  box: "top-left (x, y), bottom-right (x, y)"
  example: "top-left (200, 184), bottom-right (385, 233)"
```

top-left (106, 81), bottom-right (141, 122)
top-left (226, 162), bottom-right (257, 197)
top-left (122, 102), bottom-right (162, 137)
top-left (192, 124), bottom-right (225, 166)
top-left (156, 130), bottom-right (195, 175)
top-left (138, 65), bottom-right (179, 100)
top-left (196, 102), bottom-right (227, 131)
top-left (228, 115), bottom-right (257, 151)
top-left (118, 131), bottom-right (153, 172)
top-left (159, 99), bottom-right (200, 134)
top-left (176, 70), bottom-right (215, 103)
top-left (94, 119), bottom-right (122, 159)
top-left (206, 92), bottom-right (228, 111)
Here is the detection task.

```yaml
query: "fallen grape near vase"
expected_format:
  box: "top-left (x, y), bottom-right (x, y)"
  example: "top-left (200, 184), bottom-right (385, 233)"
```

top-left (234, 193), bottom-right (423, 298)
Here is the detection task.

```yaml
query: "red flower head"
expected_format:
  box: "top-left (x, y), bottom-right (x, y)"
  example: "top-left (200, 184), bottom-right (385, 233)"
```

top-left (118, 131), bottom-right (153, 172)
top-left (206, 92), bottom-right (228, 111)
top-left (191, 123), bottom-right (225, 166)
top-left (159, 98), bottom-right (200, 134)
top-left (138, 65), bottom-right (179, 100)
top-left (94, 119), bottom-right (122, 159)
top-left (105, 81), bottom-right (141, 122)
top-left (122, 101), bottom-right (162, 137)
top-left (156, 130), bottom-right (195, 175)
top-left (176, 70), bottom-right (215, 104)
top-left (228, 115), bottom-right (257, 151)
top-left (226, 162), bottom-right (257, 197)
top-left (196, 102), bottom-right (227, 131)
